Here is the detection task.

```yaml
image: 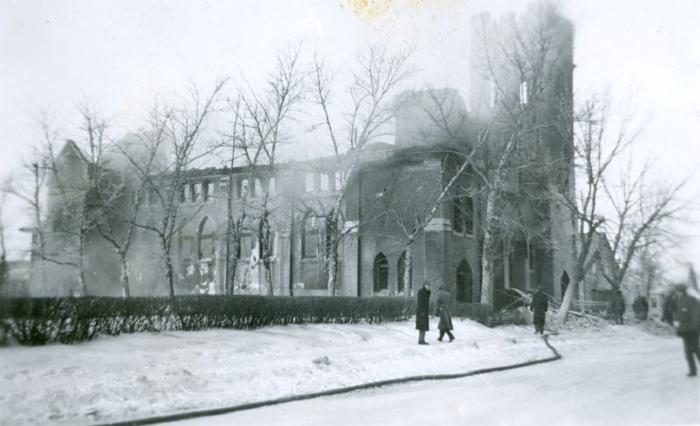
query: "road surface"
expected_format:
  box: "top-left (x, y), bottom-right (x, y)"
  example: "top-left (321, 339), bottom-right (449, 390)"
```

top-left (171, 337), bottom-right (700, 426)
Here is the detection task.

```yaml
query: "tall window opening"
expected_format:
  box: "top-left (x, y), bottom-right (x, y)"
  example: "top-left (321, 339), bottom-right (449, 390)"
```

top-left (456, 259), bottom-right (473, 303)
top-left (198, 217), bottom-right (216, 260)
top-left (452, 197), bottom-right (474, 234)
top-left (302, 214), bottom-right (323, 259)
top-left (519, 81), bottom-right (528, 105)
top-left (397, 251), bottom-right (407, 294)
top-left (374, 253), bottom-right (389, 293)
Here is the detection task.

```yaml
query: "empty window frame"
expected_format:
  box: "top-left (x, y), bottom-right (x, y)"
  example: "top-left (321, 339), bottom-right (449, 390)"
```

top-left (304, 173), bottom-right (315, 192)
top-left (519, 81), bottom-right (528, 105)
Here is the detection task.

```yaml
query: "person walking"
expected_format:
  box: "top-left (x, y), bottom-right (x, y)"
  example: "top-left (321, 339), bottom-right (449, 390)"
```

top-left (436, 285), bottom-right (455, 342)
top-left (530, 286), bottom-right (548, 334)
top-left (610, 290), bottom-right (626, 324)
top-left (416, 280), bottom-right (431, 345)
top-left (672, 283), bottom-right (700, 377)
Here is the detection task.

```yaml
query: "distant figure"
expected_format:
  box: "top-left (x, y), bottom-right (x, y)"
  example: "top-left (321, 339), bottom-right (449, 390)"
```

top-left (530, 286), bottom-right (549, 334)
top-left (436, 286), bottom-right (455, 342)
top-left (416, 281), bottom-right (431, 345)
top-left (633, 296), bottom-right (649, 320)
top-left (663, 292), bottom-right (678, 325)
top-left (610, 290), bottom-right (626, 325)
top-left (640, 297), bottom-right (649, 320)
top-left (672, 283), bottom-right (700, 377)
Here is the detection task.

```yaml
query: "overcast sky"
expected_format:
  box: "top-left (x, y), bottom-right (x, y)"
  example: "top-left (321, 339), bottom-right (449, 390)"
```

top-left (1, 0), bottom-right (699, 278)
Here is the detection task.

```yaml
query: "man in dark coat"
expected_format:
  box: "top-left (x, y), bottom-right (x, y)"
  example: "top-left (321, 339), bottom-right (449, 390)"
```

top-left (673, 283), bottom-right (700, 377)
top-left (416, 280), bottom-right (431, 345)
top-left (530, 286), bottom-right (548, 334)
top-left (436, 286), bottom-right (455, 342)
top-left (610, 290), bottom-right (626, 324)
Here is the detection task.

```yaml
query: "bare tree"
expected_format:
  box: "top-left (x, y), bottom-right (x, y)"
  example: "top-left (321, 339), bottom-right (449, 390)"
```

top-left (90, 129), bottom-right (163, 297)
top-left (377, 88), bottom-right (490, 297)
top-left (554, 99), bottom-right (683, 321)
top-left (221, 97), bottom-right (246, 295)
top-left (7, 110), bottom-right (107, 296)
top-left (470, 3), bottom-right (573, 305)
top-left (600, 163), bottom-right (686, 294)
top-left (6, 157), bottom-right (48, 289)
top-left (627, 242), bottom-right (665, 301)
top-left (388, 149), bottom-right (480, 297)
top-left (229, 48), bottom-right (305, 295)
top-left (126, 81), bottom-right (226, 297)
top-left (310, 45), bottom-right (413, 296)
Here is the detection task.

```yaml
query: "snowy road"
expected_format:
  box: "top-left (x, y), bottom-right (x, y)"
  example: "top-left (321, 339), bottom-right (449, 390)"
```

top-left (173, 337), bottom-right (700, 426)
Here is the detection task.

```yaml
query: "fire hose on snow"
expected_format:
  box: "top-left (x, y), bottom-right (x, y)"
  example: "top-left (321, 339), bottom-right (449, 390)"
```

top-left (97, 336), bottom-right (562, 426)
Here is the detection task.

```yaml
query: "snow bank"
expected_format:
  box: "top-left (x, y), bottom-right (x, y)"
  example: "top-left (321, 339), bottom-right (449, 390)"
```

top-left (0, 318), bottom-right (664, 425)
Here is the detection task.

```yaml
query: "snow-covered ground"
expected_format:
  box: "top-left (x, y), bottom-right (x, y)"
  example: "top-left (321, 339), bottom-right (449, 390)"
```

top-left (188, 328), bottom-right (698, 426)
top-left (0, 318), bottom-right (675, 426)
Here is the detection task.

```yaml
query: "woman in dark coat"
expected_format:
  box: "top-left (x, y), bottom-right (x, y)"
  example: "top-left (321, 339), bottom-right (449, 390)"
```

top-left (416, 280), bottom-right (431, 345)
top-left (436, 286), bottom-right (455, 342)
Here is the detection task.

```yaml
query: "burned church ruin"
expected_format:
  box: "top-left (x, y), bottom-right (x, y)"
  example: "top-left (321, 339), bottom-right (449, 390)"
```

top-left (26, 8), bottom-right (579, 308)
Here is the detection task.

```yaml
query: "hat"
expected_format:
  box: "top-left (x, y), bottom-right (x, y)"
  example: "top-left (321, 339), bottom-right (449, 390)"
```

top-left (422, 280), bottom-right (431, 287)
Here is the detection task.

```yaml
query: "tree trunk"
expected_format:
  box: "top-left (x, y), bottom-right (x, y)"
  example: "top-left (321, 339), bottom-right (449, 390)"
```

top-left (77, 268), bottom-right (87, 297)
top-left (119, 253), bottom-right (131, 297)
top-left (327, 245), bottom-right (338, 296)
top-left (264, 259), bottom-right (273, 296)
top-left (404, 243), bottom-right (413, 298)
top-left (557, 273), bottom-right (580, 322)
top-left (161, 239), bottom-right (175, 298)
top-left (578, 268), bottom-right (587, 313)
top-left (480, 193), bottom-right (496, 305)
top-left (78, 235), bottom-right (88, 296)
top-left (525, 235), bottom-right (532, 291)
top-left (325, 207), bottom-right (342, 297)
top-left (229, 256), bottom-right (238, 295)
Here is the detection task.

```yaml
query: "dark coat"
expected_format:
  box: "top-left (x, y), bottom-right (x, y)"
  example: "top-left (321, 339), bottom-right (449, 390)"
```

top-left (436, 289), bottom-right (454, 331)
top-left (632, 296), bottom-right (650, 319)
top-left (416, 286), bottom-right (431, 331)
top-left (530, 291), bottom-right (548, 317)
top-left (675, 293), bottom-right (700, 336)
top-left (662, 292), bottom-right (677, 324)
top-left (610, 292), bottom-right (626, 314)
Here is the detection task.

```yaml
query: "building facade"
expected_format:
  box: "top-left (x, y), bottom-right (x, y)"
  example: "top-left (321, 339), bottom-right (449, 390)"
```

top-left (27, 7), bottom-right (578, 307)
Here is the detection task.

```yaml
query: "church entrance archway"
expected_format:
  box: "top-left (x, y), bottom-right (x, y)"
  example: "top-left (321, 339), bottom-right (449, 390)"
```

top-left (456, 259), bottom-right (473, 303)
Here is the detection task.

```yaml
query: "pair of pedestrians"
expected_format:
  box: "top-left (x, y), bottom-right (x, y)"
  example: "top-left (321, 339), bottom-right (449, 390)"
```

top-left (416, 281), bottom-right (455, 345)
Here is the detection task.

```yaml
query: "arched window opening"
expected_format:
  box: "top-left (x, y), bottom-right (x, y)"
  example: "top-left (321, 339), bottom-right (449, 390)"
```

top-left (198, 217), bottom-right (216, 260)
top-left (374, 253), bottom-right (389, 293)
top-left (452, 197), bottom-right (474, 234)
top-left (456, 259), bottom-right (473, 303)
top-left (397, 251), bottom-right (406, 294)
top-left (452, 198), bottom-right (463, 233)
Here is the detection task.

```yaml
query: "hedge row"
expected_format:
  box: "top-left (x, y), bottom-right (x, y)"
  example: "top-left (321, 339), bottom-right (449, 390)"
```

top-left (0, 296), bottom-right (493, 346)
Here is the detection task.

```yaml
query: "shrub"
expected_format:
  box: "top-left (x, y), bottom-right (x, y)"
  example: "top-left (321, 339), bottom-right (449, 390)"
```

top-left (0, 296), bottom-right (492, 345)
